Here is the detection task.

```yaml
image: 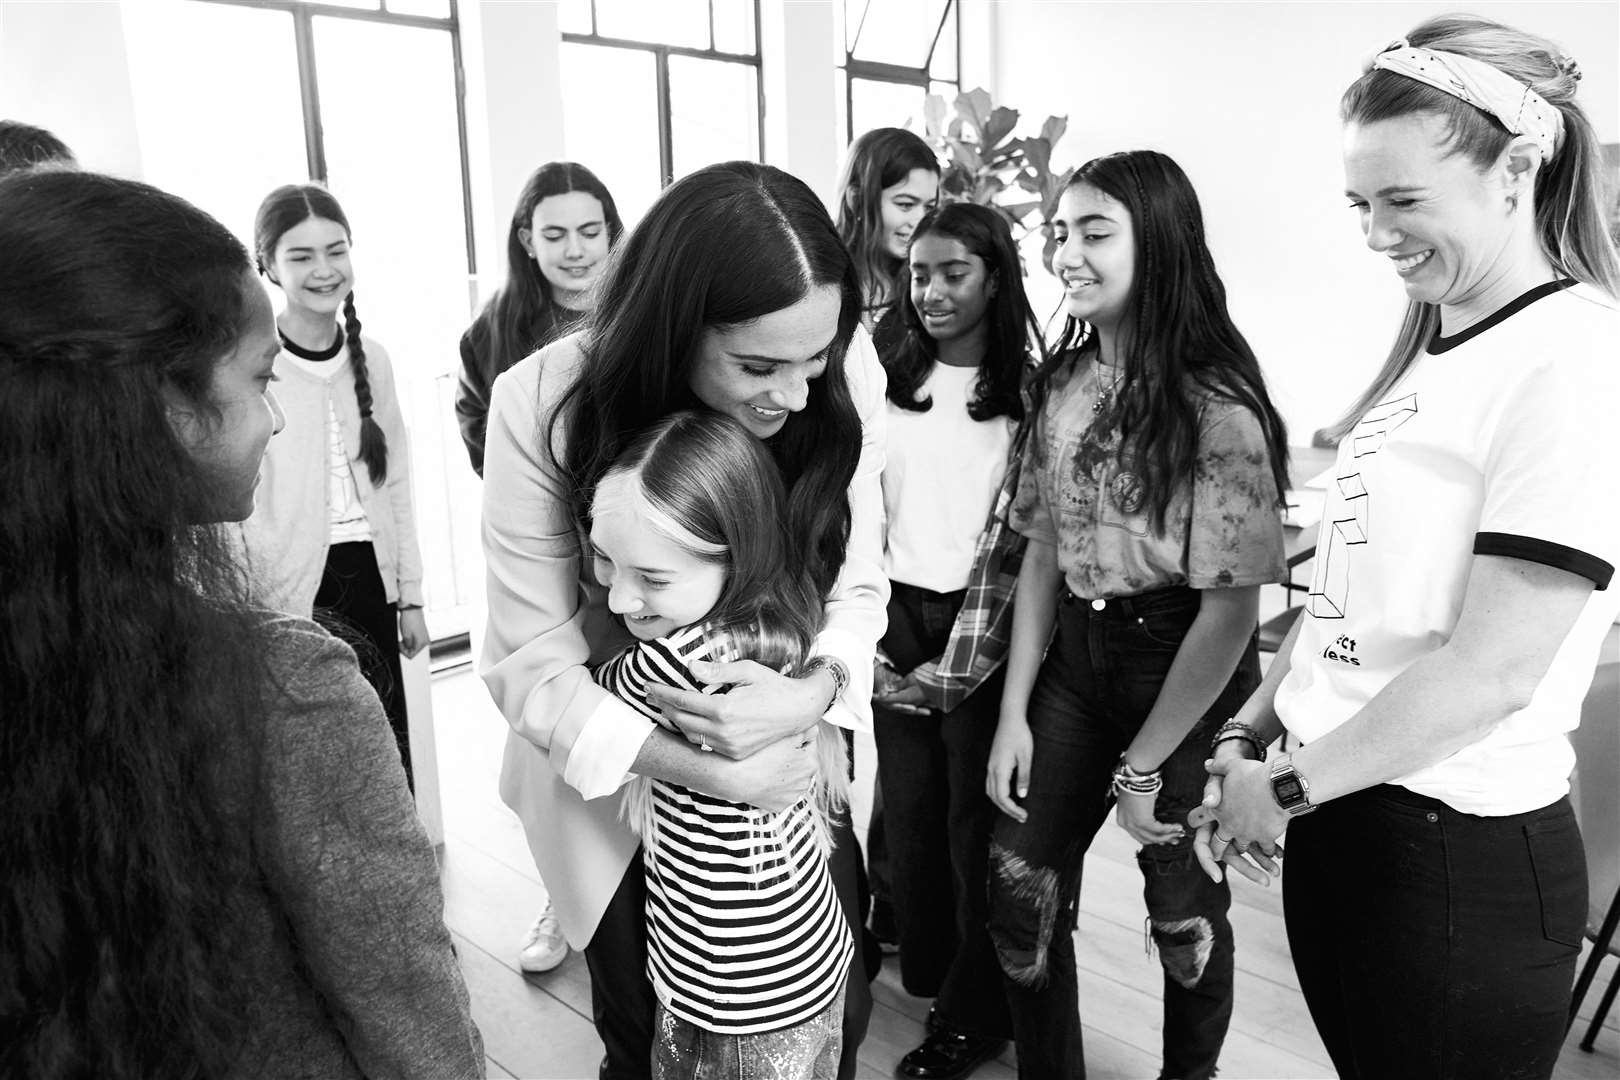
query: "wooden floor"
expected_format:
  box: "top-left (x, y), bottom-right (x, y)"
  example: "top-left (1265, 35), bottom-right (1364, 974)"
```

top-left (428, 665), bottom-right (1620, 1080)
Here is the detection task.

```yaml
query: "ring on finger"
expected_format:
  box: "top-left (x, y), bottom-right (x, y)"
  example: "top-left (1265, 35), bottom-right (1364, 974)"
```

top-left (699, 741), bottom-right (713, 753)
top-left (1214, 830), bottom-right (1235, 844)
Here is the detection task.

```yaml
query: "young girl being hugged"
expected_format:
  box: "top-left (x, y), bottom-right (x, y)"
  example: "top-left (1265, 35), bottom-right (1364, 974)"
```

top-left (589, 411), bottom-right (852, 1078)
top-left (985, 151), bottom-right (1290, 1080)
top-left (835, 127), bottom-right (940, 330)
top-left (247, 183), bottom-right (428, 787)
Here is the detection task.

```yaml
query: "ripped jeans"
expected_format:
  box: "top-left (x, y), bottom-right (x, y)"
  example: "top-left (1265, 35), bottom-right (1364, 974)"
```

top-left (987, 586), bottom-right (1259, 1080)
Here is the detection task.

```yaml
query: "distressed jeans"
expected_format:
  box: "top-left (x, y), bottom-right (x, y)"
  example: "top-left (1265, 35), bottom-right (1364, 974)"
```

top-left (987, 586), bottom-right (1260, 1080)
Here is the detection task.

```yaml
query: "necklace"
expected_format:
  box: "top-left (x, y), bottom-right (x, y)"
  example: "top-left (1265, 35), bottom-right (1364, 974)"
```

top-left (1093, 365), bottom-right (1123, 415)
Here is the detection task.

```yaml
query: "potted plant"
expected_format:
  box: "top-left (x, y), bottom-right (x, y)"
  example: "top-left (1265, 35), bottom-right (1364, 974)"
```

top-left (924, 86), bottom-right (1074, 272)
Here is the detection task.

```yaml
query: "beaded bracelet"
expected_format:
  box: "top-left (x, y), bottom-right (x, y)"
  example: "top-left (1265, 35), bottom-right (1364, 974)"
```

top-left (1111, 755), bottom-right (1163, 797)
top-left (1211, 719), bottom-right (1268, 762)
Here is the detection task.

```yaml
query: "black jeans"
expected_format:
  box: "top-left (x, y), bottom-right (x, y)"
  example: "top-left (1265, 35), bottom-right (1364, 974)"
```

top-left (315, 540), bottom-right (410, 790)
top-left (873, 581), bottom-right (1012, 1039)
top-left (987, 586), bottom-right (1258, 1080)
top-left (584, 818), bottom-right (874, 1080)
top-left (1284, 784), bottom-right (1586, 1080)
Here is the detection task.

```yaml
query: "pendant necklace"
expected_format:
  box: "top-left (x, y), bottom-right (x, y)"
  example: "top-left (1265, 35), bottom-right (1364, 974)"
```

top-left (1093, 365), bottom-right (1123, 415)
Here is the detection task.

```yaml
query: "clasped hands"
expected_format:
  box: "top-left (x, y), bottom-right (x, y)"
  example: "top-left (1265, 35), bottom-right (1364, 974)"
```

top-left (1191, 744), bottom-right (1289, 887)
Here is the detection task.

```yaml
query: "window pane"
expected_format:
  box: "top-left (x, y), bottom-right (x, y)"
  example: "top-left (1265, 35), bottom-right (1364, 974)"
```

top-left (712, 0), bottom-right (757, 56)
top-left (843, 0), bottom-right (866, 53)
top-left (850, 77), bottom-right (929, 138)
top-left (669, 56), bottom-right (758, 180)
top-left (313, 16), bottom-right (476, 620)
top-left (929, 1), bottom-right (957, 82)
top-left (124, 1), bottom-right (307, 250)
top-left (850, 0), bottom-right (949, 69)
top-left (593, 0), bottom-right (709, 49)
top-left (558, 0), bottom-right (593, 34)
top-left (560, 42), bottom-right (662, 225)
top-left (384, 0), bottom-right (452, 17)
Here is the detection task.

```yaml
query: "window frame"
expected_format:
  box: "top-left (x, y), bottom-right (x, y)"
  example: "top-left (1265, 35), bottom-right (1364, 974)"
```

top-left (191, 0), bottom-right (478, 274)
top-left (560, 0), bottom-right (765, 187)
top-left (841, 0), bottom-right (960, 142)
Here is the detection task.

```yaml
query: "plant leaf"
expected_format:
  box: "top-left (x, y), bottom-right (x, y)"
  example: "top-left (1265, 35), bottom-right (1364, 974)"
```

top-left (1021, 137), bottom-right (1052, 177)
top-left (924, 94), bottom-right (947, 138)
top-left (983, 105), bottom-right (1019, 150)
top-left (949, 141), bottom-right (983, 175)
top-left (1040, 114), bottom-right (1068, 148)
top-left (954, 87), bottom-right (993, 144)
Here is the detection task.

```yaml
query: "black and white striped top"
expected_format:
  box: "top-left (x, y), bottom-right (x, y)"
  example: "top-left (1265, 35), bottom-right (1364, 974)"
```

top-left (596, 625), bottom-right (853, 1034)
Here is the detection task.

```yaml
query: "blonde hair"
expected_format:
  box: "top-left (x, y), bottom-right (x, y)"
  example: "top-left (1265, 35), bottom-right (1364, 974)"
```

top-left (1329, 13), bottom-right (1619, 440)
top-left (593, 413), bottom-right (850, 860)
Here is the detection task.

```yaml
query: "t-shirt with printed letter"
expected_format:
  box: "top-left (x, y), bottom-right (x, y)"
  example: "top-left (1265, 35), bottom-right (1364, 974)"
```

top-left (1276, 282), bottom-right (1620, 815)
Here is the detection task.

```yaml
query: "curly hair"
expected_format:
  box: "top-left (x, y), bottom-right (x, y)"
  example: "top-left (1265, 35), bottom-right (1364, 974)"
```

top-left (0, 170), bottom-right (273, 1078)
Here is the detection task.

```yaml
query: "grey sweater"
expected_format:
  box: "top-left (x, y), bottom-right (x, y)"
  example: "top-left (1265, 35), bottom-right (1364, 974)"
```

top-left (229, 615), bottom-right (483, 1079)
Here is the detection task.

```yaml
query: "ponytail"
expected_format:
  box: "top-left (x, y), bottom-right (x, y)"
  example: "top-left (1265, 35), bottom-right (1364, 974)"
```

top-left (343, 291), bottom-right (389, 484)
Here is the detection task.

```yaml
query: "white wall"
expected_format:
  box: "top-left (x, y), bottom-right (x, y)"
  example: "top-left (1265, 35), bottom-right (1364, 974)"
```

top-left (0, 0), bottom-right (142, 177)
top-left (989, 0), bottom-right (1619, 441)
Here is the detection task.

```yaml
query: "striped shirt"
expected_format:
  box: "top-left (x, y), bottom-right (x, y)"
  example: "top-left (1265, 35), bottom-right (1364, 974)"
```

top-left (595, 625), bottom-right (853, 1034)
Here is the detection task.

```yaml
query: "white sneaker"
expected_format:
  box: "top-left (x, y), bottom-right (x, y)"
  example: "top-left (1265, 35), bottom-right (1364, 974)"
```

top-left (518, 903), bottom-right (568, 974)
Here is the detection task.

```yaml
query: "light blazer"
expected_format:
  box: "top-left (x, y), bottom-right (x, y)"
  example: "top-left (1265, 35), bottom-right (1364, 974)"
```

top-left (479, 327), bottom-right (889, 947)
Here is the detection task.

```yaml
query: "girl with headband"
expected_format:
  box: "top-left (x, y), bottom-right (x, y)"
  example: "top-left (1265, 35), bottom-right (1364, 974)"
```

top-left (1196, 15), bottom-right (1619, 1079)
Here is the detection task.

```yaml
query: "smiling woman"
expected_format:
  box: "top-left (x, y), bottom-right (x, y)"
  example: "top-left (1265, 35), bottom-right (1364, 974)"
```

top-left (478, 160), bottom-right (887, 1080)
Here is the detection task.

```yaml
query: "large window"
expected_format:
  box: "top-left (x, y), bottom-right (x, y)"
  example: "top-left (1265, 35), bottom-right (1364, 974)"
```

top-left (840, 0), bottom-right (959, 141)
top-left (558, 0), bottom-right (763, 222)
top-left (126, 0), bottom-right (481, 640)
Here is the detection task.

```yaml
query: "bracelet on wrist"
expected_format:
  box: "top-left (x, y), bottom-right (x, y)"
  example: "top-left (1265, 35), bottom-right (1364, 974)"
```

top-left (1111, 754), bottom-right (1163, 797)
top-left (1211, 719), bottom-right (1268, 762)
top-left (803, 655), bottom-right (850, 710)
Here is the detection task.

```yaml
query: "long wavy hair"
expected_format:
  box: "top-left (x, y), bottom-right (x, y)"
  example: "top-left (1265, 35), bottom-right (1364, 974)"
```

top-left (880, 202), bottom-right (1040, 422)
top-left (0, 170), bottom-right (270, 1078)
top-left (254, 183), bottom-right (390, 483)
top-left (1329, 13), bottom-right (1620, 439)
top-left (835, 127), bottom-right (940, 313)
top-left (596, 412), bottom-right (848, 852)
top-left (1047, 151), bottom-right (1290, 531)
top-left (553, 161), bottom-right (863, 598)
top-left (479, 161), bottom-right (623, 375)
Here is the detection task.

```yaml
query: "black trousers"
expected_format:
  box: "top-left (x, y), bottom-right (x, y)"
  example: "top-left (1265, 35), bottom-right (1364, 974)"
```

top-left (1284, 784), bottom-right (1586, 1080)
top-left (584, 820), bottom-right (874, 1080)
top-left (873, 580), bottom-right (1012, 1039)
top-left (315, 540), bottom-right (411, 790)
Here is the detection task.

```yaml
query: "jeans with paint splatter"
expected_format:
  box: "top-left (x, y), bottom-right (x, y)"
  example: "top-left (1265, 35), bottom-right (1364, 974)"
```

top-left (987, 585), bottom-right (1260, 1080)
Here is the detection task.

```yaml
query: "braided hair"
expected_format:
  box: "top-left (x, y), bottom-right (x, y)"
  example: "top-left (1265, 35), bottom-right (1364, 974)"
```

top-left (254, 183), bottom-right (388, 484)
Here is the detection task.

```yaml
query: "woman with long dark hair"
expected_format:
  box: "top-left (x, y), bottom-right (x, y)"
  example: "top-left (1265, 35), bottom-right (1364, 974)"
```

top-left (479, 161), bottom-right (886, 1080)
top-left (984, 150), bottom-right (1290, 1079)
top-left (456, 161), bottom-right (623, 476)
top-left (835, 126), bottom-right (940, 327)
top-left (1197, 15), bottom-right (1619, 1079)
top-left (871, 203), bottom-right (1037, 1079)
top-left (0, 170), bottom-right (480, 1079)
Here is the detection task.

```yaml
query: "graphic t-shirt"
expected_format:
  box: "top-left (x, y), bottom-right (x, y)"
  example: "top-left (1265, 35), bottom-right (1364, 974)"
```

top-left (1009, 353), bottom-right (1286, 598)
top-left (1276, 282), bottom-right (1620, 815)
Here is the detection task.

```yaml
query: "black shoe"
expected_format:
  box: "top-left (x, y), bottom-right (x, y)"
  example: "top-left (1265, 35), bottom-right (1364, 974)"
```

top-left (896, 1029), bottom-right (1007, 1080)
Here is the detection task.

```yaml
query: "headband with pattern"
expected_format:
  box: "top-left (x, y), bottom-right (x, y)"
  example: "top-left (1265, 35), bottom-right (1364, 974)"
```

top-left (1369, 39), bottom-right (1565, 159)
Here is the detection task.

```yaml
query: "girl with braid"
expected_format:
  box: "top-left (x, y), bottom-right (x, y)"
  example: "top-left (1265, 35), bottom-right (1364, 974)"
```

top-left (246, 183), bottom-right (428, 788)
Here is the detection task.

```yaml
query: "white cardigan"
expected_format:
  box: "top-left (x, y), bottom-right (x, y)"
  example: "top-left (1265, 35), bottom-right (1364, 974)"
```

top-left (478, 327), bottom-right (889, 947)
top-left (244, 337), bottom-right (424, 616)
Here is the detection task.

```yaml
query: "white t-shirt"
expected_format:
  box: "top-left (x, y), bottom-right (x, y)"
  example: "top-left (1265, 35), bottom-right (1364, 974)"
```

top-left (882, 362), bottom-right (1015, 592)
top-left (1276, 282), bottom-right (1620, 815)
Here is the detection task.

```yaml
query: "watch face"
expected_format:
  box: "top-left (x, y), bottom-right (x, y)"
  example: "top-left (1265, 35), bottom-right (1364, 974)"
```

top-left (1274, 775), bottom-right (1304, 804)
